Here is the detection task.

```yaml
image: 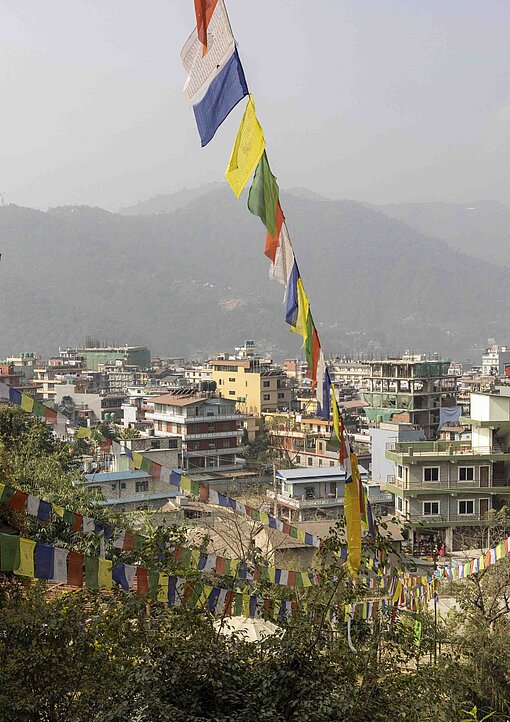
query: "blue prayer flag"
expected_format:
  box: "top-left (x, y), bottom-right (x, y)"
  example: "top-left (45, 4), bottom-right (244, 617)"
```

top-left (170, 470), bottom-right (181, 487)
top-left (9, 387), bottom-right (22, 405)
top-left (37, 500), bottom-right (52, 522)
top-left (285, 263), bottom-right (299, 327)
top-left (193, 48), bottom-right (249, 147)
top-left (35, 543), bottom-right (54, 579)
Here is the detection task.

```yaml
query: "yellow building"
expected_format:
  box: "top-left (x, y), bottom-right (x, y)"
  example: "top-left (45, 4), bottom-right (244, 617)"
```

top-left (210, 359), bottom-right (292, 415)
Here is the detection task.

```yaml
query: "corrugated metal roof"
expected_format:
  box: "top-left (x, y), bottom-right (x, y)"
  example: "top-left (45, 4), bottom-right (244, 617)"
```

top-left (97, 491), bottom-right (180, 506)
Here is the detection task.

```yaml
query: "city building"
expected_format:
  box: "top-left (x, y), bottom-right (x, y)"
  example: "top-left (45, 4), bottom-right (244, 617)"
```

top-left (481, 343), bottom-right (510, 377)
top-left (361, 355), bottom-right (459, 439)
top-left (382, 390), bottom-right (510, 552)
top-left (60, 343), bottom-right (151, 372)
top-left (211, 358), bottom-right (291, 415)
top-left (146, 391), bottom-right (244, 471)
top-left (265, 413), bottom-right (338, 469)
top-left (266, 465), bottom-right (370, 522)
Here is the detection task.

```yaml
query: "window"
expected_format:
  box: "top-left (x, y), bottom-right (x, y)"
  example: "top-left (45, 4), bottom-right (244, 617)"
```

top-left (423, 501), bottom-right (440, 516)
top-left (263, 394), bottom-right (270, 401)
top-left (396, 496), bottom-right (403, 512)
top-left (308, 457), bottom-right (313, 466)
top-left (263, 380), bottom-right (270, 388)
top-left (229, 377), bottom-right (235, 382)
top-left (278, 393), bottom-right (285, 399)
top-left (229, 391), bottom-right (236, 396)
top-left (111, 483), bottom-right (116, 490)
top-left (319, 459), bottom-right (323, 467)
top-left (120, 483), bottom-right (126, 490)
top-left (330, 461), bottom-right (335, 467)
top-left (458, 499), bottom-right (475, 515)
top-left (135, 480), bottom-right (148, 493)
top-left (423, 467), bottom-right (439, 483)
top-left (459, 467), bottom-right (474, 482)
top-left (397, 464), bottom-right (403, 479)
top-left (304, 486), bottom-right (315, 499)
top-left (295, 455), bottom-right (301, 464)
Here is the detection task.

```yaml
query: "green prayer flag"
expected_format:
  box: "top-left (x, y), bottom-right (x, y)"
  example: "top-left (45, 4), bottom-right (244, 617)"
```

top-left (247, 151), bottom-right (279, 236)
top-left (85, 556), bottom-right (99, 589)
top-left (304, 310), bottom-right (314, 370)
top-left (191, 480), bottom-right (200, 497)
top-left (148, 571), bottom-right (160, 599)
top-left (63, 510), bottom-right (74, 527)
top-left (0, 486), bottom-right (15, 505)
top-left (187, 582), bottom-right (203, 609)
top-left (32, 400), bottom-right (46, 417)
top-left (289, 526), bottom-right (299, 539)
top-left (134, 534), bottom-right (144, 551)
top-left (0, 533), bottom-right (20, 571)
top-left (251, 509), bottom-right (261, 522)
top-left (140, 457), bottom-right (152, 474)
top-left (180, 548), bottom-right (192, 569)
top-left (234, 593), bottom-right (244, 616)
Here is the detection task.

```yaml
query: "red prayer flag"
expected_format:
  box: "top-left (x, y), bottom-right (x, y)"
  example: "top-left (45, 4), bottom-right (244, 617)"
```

top-left (173, 547), bottom-right (183, 564)
top-left (287, 571), bottom-right (296, 587)
top-left (199, 484), bottom-right (209, 502)
top-left (44, 407), bottom-right (58, 424)
top-left (8, 490), bottom-right (28, 511)
top-left (264, 202), bottom-right (285, 263)
top-left (215, 556), bottom-right (225, 575)
top-left (149, 462), bottom-right (161, 479)
top-left (282, 523), bottom-right (291, 536)
top-left (194, 0), bottom-right (219, 56)
top-left (224, 590), bottom-right (235, 616)
top-left (136, 568), bottom-right (149, 596)
top-left (123, 531), bottom-right (135, 551)
top-left (306, 327), bottom-right (321, 390)
top-left (67, 551), bottom-right (84, 587)
top-left (72, 513), bottom-right (83, 532)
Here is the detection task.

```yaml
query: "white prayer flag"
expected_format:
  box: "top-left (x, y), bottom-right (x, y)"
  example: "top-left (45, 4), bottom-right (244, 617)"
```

top-left (50, 547), bottom-right (69, 583)
top-left (181, 0), bottom-right (235, 105)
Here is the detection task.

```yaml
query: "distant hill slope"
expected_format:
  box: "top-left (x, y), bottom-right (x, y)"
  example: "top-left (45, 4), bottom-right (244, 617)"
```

top-left (379, 200), bottom-right (510, 267)
top-left (0, 188), bottom-right (508, 360)
top-left (118, 182), bottom-right (225, 216)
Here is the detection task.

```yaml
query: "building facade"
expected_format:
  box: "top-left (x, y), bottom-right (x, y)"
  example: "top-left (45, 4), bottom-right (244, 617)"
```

top-left (210, 358), bottom-right (292, 415)
top-left (146, 392), bottom-right (244, 470)
top-left (383, 390), bottom-right (510, 551)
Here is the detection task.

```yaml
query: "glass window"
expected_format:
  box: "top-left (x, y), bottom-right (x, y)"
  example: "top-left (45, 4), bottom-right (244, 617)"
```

top-left (459, 467), bottom-right (474, 482)
top-left (396, 496), bottom-right (403, 512)
top-left (263, 380), bottom-right (270, 387)
top-left (307, 457), bottom-right (313, 466)
top-left (263, 394), bottom-right (270, 401)
top-left (423, 501), bottom-right (439, 515)
top-left (459, 499), bottom-right (474, 515)
top-left (397, 464), bottom-right (403, 479)
top-left (424, 467), bottom-right (439, 482)
top-left (135, 480), bottom-right (148, 493)
top-left (295, 455), bottom-right (301, 464)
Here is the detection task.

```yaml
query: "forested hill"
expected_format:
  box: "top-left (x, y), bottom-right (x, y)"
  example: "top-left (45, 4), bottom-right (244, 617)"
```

top-left (1, 187), bottom-right (508, 359)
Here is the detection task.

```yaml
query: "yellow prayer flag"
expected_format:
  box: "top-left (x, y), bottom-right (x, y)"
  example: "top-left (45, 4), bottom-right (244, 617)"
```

top-left (53, 505), bottom-right (65, 518)
top-left (21, 393), bottom-right (34, 413)
top-left (331, 385), bottom-right (341, 443)
top-left (131, 452), bottom-right (143, 469)
top-left (191, 549), bottom-right (201, 569)
top-left (267, 567), bottom-right (276, 584)
top-left (496, 542), bottom-right (506, 560)
top-left (230, 559), bottom-right (239, 576)
top-left (243, 594), bottom-right (250, 617)
top-left (76, 427), bottom-right (92, 439)
top-left (301, 572), bottom-right (313, 587)
top-left (392, 579), bottom-right (403, 604)
top-left (181, 475), bottom-right (192, 493)
top-left (157, 573), bottom-right (169, 602)
top-left (479, 554), bottom-right (486, 570)
top-left (297, 529), bottom-right (306, 544)
top-left (225, 95), bottom-right (265, 198)
top-left (98, 558), bottom-right (112, 590)
top-left (259, 512), bottom-right (269, 525)
top-left (290, 278), bottom-right (310, 344)
top-left (15, 538), bottom-right (36, 577)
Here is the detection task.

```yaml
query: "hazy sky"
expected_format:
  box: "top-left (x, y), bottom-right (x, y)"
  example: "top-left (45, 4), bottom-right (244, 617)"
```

top-left (2, 0), bottom-right (510, 210)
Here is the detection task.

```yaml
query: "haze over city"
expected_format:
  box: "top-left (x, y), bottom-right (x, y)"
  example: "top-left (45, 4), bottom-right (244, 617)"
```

top-left (2, 0), bottom-right (510, 214)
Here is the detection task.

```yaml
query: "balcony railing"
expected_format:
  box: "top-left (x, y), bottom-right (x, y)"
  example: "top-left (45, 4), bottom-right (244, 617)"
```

top-left (266, 489), bottom-right (344, 509)
top-left (182, 430), bottom-right (243, 441)
top-left (386, 441), bottom-right (510, 457)
top-left (385, 475), bottom-right (510, 491)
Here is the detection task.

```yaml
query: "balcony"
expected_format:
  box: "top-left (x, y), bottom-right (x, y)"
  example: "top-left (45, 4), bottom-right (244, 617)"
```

top-left (185, 447), bottom-right (238, 457)
top-left (266, 489), bottom-right (344, 509)
top-left (182, 430), bottom-right (243, 441)
top-left (146, 412), bottom-right (241, 424)
top-left (386, 440), bottom-right (510, 463)
top-left (384, 475), bottom-right (510, 495)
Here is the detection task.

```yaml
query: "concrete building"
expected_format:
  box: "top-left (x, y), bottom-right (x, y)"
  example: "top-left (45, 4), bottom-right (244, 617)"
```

top-left (81, 470), bottom-right (180, 512)
top-left (361, 356), bottom-right (459, 439)
top-left (146, 392), bottom-right (244, 471)
top-left (211, 358), bottom-right (292, 415)
top-left (266, 414), bottom-right (338, 469)
top-left (370, 421), bottom-right (426, 486)
top-left (267, 465), bottom-right (370, 522)
top-left (61, 344), bottom-right (151, 372)
top-left (481, 343), bottom-right (510, 377)
top-left (383, 390), bottom-right (510, 552)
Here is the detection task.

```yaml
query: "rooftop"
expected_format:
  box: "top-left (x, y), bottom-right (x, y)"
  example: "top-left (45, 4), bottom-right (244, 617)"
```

top-left (83, 470), bottom-right (151, 483)
top-left (276, 465), bottom-right (368, 482)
